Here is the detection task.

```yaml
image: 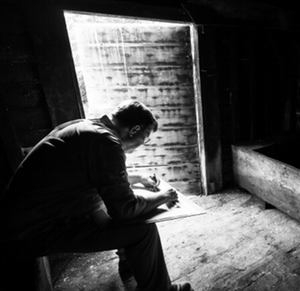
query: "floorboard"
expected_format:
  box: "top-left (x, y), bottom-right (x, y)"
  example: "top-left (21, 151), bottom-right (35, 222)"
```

top-left (52, 188), bottom-right (300, 291)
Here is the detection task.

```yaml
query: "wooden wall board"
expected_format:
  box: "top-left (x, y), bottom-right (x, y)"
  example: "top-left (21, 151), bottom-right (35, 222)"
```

top-left (25, 1), bottom-right (84, 126)
top-left (126, 144), bottom-right (199, 166)
top-left (2, 83), bottom-right (45, 110)
top-left (84, 86), bottom-right (195, 111)
top-left (0, 96), bottom-right (24, 171)
top-left (9, 108), bottom-right (52, 132)
top-left (0, 1), bottom-right (49, 171)
top-left (0, 4), bottom-right (26, 34)
top-left (127, 163), bottom-right (200, 194)
top-left (81, 66), bottom-right (193, 88)
top-left (0, 60), bottom-right (40, 83)
top-left (78, 45), bottom-right (191, 67)
top-left (0, 34), bottom-right (34, 61)
top-left (0, 137), bottom-right (13, 194)
top-left (72, 23), bottom-right (190, 44)
top-left (198, 26), bottom-right (223, 193)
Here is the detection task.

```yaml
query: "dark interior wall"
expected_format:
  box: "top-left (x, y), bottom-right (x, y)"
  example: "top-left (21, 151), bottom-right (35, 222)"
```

top-left (211, 26), bottom-right (299, 186)
top-left (185, 0), bottom-right (300, 186)
top-left (0, 0), bottom-right (299, 194)
top-left (0, 0), bottom-right (84, 194)
top-left (0, 0), bottom-right (50, 188)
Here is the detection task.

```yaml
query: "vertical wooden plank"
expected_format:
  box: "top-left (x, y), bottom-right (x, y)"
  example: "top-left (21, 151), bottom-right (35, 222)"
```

top-left (0, 92), bottom-right (24, 171)
top-left (25, 0), bottom-right (84, 126)
top-left (294, 34), bottom-right (300, 132)
top-left (229, 28), bottom-right (240, 144)
top-left (251, 30), bottom-right (261, 138)
top-left (198, 26), bottom-right (222, 194)
top-left (266, 30), bottom-right (294, 135)
top-left (0, 137), bottom-right (13, 195)
top-left (0, 1), bottom-right (55, 151)
top-left (248, 28), bottom-right (261, 139)
top-left (36, 257), bottom-right (53, 291)
top-left (236, 28), bottom-right (252, 141)
top-left (248, 28), bottom-right (256, 140)
top-left (216, 28), bottom-right (234, 187)
top-left (191, 24), bottom-right (207, 194)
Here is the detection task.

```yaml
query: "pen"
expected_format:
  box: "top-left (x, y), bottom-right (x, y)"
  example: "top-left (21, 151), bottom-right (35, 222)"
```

top-left (150, 173), bottom-right (160, 191)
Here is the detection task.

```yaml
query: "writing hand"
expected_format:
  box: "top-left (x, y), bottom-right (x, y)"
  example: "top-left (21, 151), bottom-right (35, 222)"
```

top-left (140, 174), bottom-right (160, 191)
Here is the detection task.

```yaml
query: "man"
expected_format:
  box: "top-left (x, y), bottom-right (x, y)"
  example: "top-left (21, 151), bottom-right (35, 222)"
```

top-left (1, 100), bottom-right (194, 291)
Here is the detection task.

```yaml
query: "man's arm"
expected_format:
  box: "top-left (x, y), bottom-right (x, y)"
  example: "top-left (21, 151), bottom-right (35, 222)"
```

top-left (90, 209), bottom-right (112, 230)
top-left (127, 174), bottom-right (142, 185)
top-left (91, 187), bottom-right (178, 229)
top-left (128, 173), bottom-right (158, 189)
top-left (88, 136), bottom-right (177, 221)
top-left (133, 187), bottom-right (178, 215)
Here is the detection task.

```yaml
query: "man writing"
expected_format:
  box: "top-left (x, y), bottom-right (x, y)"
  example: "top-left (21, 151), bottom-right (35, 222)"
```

top-left (1, 100), bottom-right (194, 291)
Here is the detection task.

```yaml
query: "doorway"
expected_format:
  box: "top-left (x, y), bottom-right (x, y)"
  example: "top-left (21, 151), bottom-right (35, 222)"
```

top-left (64, 11), bottom-right (205, 195)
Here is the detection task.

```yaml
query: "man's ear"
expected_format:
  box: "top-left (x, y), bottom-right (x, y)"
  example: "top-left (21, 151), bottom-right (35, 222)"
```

top-left (129, 125), bottom-right (141, 137)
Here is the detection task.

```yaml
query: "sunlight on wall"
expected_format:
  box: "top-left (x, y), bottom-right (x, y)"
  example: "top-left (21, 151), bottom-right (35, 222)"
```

top-left (64, 11), bottom-right (204, 194)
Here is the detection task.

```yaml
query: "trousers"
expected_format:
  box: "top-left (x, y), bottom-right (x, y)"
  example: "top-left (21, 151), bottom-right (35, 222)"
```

top-left (2, 216), bottom-right (171, 291)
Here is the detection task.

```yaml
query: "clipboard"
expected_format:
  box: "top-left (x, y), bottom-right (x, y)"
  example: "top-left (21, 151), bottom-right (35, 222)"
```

top-left (121, 179), bottom-right (206, 225)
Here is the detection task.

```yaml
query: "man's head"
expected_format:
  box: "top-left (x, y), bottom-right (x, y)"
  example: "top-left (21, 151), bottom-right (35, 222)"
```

top-left (111, 100), bottom-right (158, 153)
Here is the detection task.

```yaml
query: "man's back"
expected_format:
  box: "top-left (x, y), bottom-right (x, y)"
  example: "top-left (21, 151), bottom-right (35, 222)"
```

top-left (2, 119), bottom-right (122, 240)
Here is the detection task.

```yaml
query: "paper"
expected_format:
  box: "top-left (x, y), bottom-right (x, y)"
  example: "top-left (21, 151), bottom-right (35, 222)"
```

top-left (122, 179), bottom-right (206, 225)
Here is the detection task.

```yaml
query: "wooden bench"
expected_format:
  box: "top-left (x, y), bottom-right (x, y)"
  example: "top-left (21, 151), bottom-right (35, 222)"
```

top-left (3, 256), bottom-right (52, 291)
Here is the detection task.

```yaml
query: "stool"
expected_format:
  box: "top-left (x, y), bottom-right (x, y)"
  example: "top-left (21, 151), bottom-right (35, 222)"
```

top-left (2, 256), bottom-right (52, 291)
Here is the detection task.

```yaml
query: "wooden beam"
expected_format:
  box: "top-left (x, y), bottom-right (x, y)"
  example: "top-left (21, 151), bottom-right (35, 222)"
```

top-left (232, 138), bottom-right (300, 223)
top-left (55, 0), bottom-right (190, 23)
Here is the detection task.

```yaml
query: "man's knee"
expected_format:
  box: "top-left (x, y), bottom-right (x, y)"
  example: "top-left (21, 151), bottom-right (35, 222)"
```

top-left (121, 223), bottom-right (159, 252)
top-left (134, 223), bottom-right (158, 239)
top-left (129, 223), bottom-right (160, 251)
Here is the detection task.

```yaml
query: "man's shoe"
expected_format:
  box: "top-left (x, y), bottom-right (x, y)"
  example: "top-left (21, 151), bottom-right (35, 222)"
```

top-left (169, 282), bottom-right (194, 291)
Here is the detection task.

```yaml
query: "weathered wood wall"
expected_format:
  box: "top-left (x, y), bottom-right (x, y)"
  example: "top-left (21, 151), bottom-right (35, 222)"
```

top-left (0, 1), bottom-right (52, 172)
top-left (0, 0), bottom-right (298, 288)
top-left (65, 14), bottom-right (201, 194)
top-left (0, 0), bottom-right (84, 194)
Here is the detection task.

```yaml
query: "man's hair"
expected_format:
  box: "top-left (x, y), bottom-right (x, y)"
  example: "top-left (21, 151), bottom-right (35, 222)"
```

top-left (112, 100), bottom-right (158, 132)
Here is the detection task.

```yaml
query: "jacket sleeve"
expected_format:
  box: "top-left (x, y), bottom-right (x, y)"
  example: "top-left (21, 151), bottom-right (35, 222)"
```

top-left (87, 134), bottom-right (147, 220)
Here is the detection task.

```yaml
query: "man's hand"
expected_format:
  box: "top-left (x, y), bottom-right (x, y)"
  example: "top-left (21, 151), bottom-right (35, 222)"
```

top-left (140, 174), bottom-right (160, 191)
top-left (132, 179), bottom-right (181, 216)
top-left (161, 188), bottom-right (178, 203)
top-left (161, 188), bottom-right (179, 208)
top-left (128, 173), bottom-right (160, 191)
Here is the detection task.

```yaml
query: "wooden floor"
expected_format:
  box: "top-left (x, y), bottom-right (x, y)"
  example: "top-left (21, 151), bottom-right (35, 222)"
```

top-left (52, 188), bottom-right (300, 291)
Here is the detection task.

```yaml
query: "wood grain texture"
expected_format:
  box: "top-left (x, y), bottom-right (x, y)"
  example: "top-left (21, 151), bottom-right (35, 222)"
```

top-left (232, 140), bottom-right (300, 222)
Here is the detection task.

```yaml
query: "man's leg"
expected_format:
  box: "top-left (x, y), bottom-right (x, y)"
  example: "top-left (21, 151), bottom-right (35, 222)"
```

top-left (6, 217), bottom-right (171, 291)
top-left (122, 223), bottom-right (171, 291)
top-left (59, 219), bottom-right (171, 291)
top-left (116, 248), bottom-right (133, 281)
